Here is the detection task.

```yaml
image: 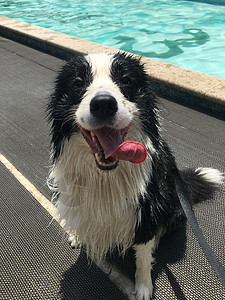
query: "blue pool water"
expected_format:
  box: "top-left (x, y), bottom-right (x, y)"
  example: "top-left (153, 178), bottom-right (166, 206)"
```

top-left (1, 0), bottom-right (225, 78)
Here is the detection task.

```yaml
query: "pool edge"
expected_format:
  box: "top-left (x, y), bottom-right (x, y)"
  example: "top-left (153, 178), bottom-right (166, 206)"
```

top-left (0, 15), bottom-right (225, 117)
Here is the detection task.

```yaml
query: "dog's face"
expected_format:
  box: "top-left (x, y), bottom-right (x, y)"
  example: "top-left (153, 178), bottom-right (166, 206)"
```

top-left (49, 52), bottom-right (157, 171)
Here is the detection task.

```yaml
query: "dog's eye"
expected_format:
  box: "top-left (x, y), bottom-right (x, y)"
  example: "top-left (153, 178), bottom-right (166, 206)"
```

top-left (73, 78), bottom-right (84, 88)
top-left (121, 76), bottom-right (132, 85)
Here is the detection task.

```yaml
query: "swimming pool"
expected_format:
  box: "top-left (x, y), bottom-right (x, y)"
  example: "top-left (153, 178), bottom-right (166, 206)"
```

top-left (1, 0), bottom-right (225, 79)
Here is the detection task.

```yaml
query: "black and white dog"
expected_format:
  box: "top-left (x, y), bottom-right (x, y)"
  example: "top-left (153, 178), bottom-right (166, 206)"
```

top-left (47, 52), bottom-right (223, 299)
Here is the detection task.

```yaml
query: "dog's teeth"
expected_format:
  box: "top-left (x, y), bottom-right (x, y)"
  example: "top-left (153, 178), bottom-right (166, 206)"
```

top-left (91, 130), bottom-right (97, 143)
top-left (95, 153), bottom-right (101, 163)
top-left (95, 153), bottom-right (118, 168)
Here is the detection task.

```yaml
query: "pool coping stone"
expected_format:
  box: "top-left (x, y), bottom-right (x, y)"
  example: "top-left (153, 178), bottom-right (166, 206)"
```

top-left (0, 15), bottom-right (225, 117)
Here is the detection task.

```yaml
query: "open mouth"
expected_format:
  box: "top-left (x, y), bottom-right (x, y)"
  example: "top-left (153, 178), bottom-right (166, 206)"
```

top-left (78, 125), bottom-right (128, 170)
top-left (78, 125), bottom-right (147, 171)
top-left (94, 153), bottom-right (119, 170)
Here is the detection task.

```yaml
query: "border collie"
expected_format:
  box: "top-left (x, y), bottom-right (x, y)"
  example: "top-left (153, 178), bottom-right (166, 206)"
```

top-left (47, 52), bottom-right (223, 299)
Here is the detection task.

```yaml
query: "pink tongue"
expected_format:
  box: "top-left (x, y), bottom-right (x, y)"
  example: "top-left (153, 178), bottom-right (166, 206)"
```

top-left (111, 141), bottom-right (147, 163)
top-left (93, 128), bottom-right (147, 164)
top-left (94, 127), bottom-right (123, 158)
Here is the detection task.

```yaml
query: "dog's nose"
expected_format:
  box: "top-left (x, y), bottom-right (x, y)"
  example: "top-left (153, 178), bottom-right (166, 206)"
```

top-left (90, 94), bottom-right (118, 119)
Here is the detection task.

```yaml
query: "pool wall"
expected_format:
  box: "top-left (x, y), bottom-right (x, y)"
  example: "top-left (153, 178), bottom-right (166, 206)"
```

top-left (0, 15), bottom-right (224, 117)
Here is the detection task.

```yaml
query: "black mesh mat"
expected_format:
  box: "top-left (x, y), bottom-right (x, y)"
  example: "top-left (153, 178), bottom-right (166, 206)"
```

top-left (0, 36), bottom-right (225, 299)
top-left (0, 162), bottom-right (128, 300)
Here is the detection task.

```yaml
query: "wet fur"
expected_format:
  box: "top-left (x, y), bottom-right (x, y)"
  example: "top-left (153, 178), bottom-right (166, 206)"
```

top-left (47, 52), bottom-right (223, 299)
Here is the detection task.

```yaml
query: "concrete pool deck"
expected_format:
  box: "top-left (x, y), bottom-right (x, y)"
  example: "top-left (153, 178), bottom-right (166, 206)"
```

top-left (0, 15), bottom-right (225, 117)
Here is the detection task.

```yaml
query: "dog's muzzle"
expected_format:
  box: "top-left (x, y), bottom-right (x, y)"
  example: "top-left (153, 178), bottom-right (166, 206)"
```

top-left (78, 93), bottom-right (147, 171)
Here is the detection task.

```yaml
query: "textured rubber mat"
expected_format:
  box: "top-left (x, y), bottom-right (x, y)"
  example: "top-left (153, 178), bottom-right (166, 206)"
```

top-left (0, 36), bottom-right (225, 299)
top-left (0, 162), bottom-right (128, 300)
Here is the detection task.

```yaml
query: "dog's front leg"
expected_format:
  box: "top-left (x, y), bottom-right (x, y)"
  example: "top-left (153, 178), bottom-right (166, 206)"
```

top-left (133, 238), bottom-right (155, 300)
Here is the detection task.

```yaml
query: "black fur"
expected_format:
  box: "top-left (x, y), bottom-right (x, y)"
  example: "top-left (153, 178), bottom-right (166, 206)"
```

top-left (111, 53), bottom-right (160, 149)
top-left (47, 55), bottom-right (92, 160)
top-left (48, 52), bottom-right (221, 246)
top-left (47, 52), bottom-right (223, 299)
top-left (134, 144), bottom-right (218, 244)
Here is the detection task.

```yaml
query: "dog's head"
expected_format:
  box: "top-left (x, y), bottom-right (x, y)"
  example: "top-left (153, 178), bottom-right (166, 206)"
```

top-left (48, 52), bottom-right (158, 171)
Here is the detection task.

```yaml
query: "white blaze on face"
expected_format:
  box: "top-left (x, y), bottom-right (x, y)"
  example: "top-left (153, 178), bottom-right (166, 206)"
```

top-left (75, 53), bottom-right (138, 131)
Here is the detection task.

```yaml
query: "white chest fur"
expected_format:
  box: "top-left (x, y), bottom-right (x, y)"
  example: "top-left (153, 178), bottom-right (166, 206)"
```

top-left (49, 128), bottom-right (153, 259)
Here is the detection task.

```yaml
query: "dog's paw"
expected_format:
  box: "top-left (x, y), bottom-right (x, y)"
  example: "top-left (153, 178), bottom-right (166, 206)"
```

top-left (135, 282), bottom-right (153, 300)
top-left (68, 234), bottom-right (78, 248)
